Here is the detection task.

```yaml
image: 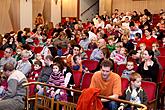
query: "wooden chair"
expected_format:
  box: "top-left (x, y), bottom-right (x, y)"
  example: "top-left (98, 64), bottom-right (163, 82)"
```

top-left (55, 101), bottom-right (76, 110)
top-left (34, 93), bottom-right (54, 110)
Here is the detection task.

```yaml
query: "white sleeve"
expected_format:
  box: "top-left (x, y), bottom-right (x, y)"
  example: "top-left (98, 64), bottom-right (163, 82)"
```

top-left (64, 72), bottom-right (72, 87)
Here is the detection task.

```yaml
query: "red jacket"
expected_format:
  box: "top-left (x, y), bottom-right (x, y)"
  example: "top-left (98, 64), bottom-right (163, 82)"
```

top-left (76, 88), bottom-right (103, 110)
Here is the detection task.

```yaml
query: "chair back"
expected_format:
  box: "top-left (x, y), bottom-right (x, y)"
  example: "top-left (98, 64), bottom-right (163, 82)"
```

top-left (158, 47), bottom-right (165, 56)
top-left (72, 70), bottom-right (82, 88)
top-left (121, 77), bottom-right (129, 94)
top-left (81, 73), bottom-right (93, 90)
top-left (141, 81), bottom-right (157, 101)
top-left (157, 56), bottom-right (165, 70)
top-left (82, 60), bottom-right (98, 72)
top-left (34, 46), bottom-right (43, 54)
top-left (84, 50), bottom-right (93, 59)
top-left (0, 50), bottom-right (4, 58)
top-left (117, 64), bottom-right (126, 76)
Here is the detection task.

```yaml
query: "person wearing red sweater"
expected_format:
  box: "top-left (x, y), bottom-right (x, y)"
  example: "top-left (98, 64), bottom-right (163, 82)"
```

top-left (137, 28), bottom-right (157, 50)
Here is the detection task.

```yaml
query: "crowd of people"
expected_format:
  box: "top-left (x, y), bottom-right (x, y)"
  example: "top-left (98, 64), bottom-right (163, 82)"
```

top-left (0, 8), bottom-right (164, 110)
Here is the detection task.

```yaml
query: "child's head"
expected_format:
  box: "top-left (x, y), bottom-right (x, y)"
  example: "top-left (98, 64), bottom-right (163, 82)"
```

top-left (115, 42), bottom-right (122, 52)
top-left (34, 60), bottom-right (42, 70)
top-left (21, 50), bottom-right (30, 62)
top-left (152, 42), bottom-right (159, 51)
top-left (120, 47), bottom-right (127, 55)
top-left (139, 43), bottom-right (146, 51)
top-left (135, 33), bottom-right (141, 40)
top-left (107, 36), bottom-right (115, 45)
top-left (52, 63), bottom-right (63, 73)
top-left (73, 54), bottom-right (81, 64)
top-left (126, 61), bottom-right (134, 71)
top-left (16, 46), bottom-right (23, 55)
top-left (130, 72), bottom-right (142, 88)
top-left (35, 53), bottom-right (42, 60)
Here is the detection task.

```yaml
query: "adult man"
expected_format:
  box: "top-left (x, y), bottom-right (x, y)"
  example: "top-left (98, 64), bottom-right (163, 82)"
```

top-left (79, 30), bottom-right (90, 50)
top-left (0, 63), bottom-right (27, 110)
top-left (90, 39), bottom-right (109, 62)
top-left (0, 48), bottom-right (17, 71)
top-left (90, 59), bottom-right (122, 110)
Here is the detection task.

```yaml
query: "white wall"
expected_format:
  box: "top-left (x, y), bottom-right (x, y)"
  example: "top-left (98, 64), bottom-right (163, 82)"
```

top-left (80, 0), bottom-right (99, 22)
top-left (20, 0), bottom-right (32, 30)
top-left (51, 0), bottom-right (61, 26)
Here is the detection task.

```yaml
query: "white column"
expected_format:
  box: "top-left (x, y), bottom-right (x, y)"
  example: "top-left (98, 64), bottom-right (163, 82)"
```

top-left (20, 0), bottom-right (32, 30)
top-left (51, 0), bottom-right (61, 26)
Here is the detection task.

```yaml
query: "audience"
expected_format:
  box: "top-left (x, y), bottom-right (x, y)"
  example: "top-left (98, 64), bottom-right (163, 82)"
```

top-left (0, 8), bottom-right (164, 109)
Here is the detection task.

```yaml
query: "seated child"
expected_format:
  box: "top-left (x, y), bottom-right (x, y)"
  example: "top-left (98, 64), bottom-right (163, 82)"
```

top-left (107, 36), bottom-right (115, 53)
top-left (152, 42), bottom-right (160, 56)
top-left (118, 72), bottom-right (148, 110)
top-left (72, 54), bottom-right (89, 73)
top-left (114, 47), bottom-right (127, 65)
top-left (47, 63), bottom-right (67, 101)
top-left (32, 53), bottom-right (45, 66)
top-left (121, 61), bottom-right (135, 80)
top-left (29, 60), bottom-right (42, 81)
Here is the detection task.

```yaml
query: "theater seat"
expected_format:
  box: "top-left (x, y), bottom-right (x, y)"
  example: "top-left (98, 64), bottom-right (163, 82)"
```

top-left (81, 73), bottom-right (93, 90)
top-left (141, 81), bottom-right (157, 110)
top-left (82, 60), bottom-right (98, 72)
top-left (121, 77), bottom-right (129, 94)
top-left (158, 47), bottom-right (165, 56)
top-left (72, 70), bottom-right (82, 88)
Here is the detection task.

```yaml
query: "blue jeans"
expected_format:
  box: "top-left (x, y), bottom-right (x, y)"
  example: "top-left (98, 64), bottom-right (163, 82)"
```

top-left (103, 101), bottom-right (118, 110)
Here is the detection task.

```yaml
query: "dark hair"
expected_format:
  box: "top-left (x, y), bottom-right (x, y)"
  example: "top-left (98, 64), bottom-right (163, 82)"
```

top-left (73, 44), bottom-right (81, 50)
top-left (73, 54), bottom-right (81, 64)
top-left (34, 60), bottom-right (42, 67)
top-left (37, 13), bottom-right (42, 17)
top-left (145, 28), bottom-right (152, 33)
top-left (54, 57), bottom-right (70, 67)
top-left (100, 59), bottom-right (114, 71)
top-left (45, 55), bottom-right (54, 61)
top-left (3, 63), bottom-right (15, 72)
top-left (135, 33), bottom-right (141, 38)
top-left (129, 21), bottom-right (135, 27)
top-left (52, 62), bottom-right (63, 72)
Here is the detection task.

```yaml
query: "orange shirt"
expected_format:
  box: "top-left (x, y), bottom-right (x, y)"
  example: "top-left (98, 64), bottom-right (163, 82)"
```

top-left (90, 71), bottom-right (122, 97)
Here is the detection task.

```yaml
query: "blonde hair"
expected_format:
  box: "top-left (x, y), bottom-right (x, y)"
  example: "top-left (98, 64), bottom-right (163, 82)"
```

top-left (21, 50), bottom-right (30, 57)
top-left (130, 72), bottom-right (141, 82)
